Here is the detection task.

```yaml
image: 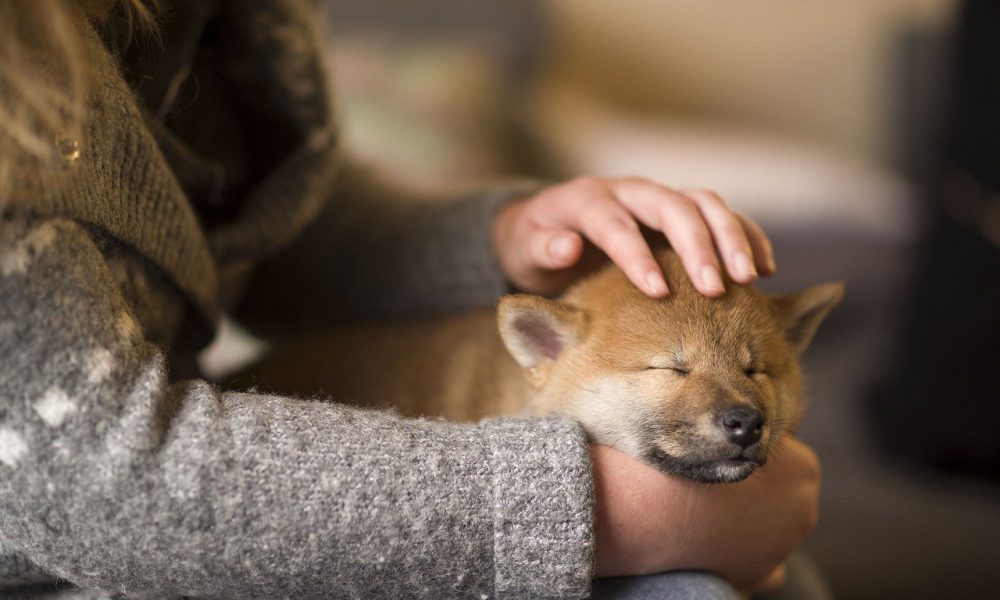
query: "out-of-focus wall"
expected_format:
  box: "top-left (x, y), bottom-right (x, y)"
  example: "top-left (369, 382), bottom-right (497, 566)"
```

top-left (539, 0), bottom-right (957, 164)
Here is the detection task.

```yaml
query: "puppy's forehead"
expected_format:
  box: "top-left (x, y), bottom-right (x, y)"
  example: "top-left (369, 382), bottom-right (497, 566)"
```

top-left (568, 264), bottom-right (781, 356)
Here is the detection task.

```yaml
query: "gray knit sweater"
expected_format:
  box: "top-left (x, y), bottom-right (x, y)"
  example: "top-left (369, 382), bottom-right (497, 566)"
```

top-left (0, 1), bottom-right (593, 598)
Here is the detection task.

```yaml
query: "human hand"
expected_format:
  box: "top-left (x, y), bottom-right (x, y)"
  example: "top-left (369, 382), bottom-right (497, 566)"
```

top-left (492, 177), bottom-right (775, 298)
top-left (590, 437), bottom-right (820, 590)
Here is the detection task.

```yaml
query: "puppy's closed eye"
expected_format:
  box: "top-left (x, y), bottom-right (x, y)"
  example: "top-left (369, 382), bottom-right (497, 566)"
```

top-left (644, 365), bottom-right (690, 376)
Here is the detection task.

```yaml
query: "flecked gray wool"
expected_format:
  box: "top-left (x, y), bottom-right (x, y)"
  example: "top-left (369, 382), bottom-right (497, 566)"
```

top-left (0, 1), bottom-right (594, 598)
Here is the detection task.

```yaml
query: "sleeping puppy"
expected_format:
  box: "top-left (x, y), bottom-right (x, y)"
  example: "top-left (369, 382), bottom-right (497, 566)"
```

top-left (248, 249), bottom-right (843, 483)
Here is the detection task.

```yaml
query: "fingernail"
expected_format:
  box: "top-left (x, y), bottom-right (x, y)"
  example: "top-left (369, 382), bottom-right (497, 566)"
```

top-left (549, 234), bottom-right (575, 261)
top-left (766, 253), bottom-right (777, 273)
top-left (700, 265), bottom-right (725, 294)
top-left (645, 271), bottom-right (669, 296)
top-left (734, 251), bottom-right (757, 280)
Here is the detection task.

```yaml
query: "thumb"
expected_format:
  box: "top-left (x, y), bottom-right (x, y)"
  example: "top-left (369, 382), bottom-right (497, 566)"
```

top-left (523, 229), bottom-right (583, 271)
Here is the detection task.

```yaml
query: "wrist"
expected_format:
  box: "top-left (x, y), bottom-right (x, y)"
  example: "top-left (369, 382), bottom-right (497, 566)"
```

top-left (591, 444), bottom-right (690, 578)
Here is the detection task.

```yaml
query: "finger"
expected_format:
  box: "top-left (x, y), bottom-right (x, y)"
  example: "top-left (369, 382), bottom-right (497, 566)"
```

top-left (613, 179), bottom-right (725, 297)
top-left (556, 181), bottom-right (668, 297)
top-left (524, 229), bottom-right (584, 270)
top-left (682, 189), bottom-right (758, 284)
top-left (581, 208), bottom-right (668, 297)
top-left (736, 212), bottom-right (777, 275)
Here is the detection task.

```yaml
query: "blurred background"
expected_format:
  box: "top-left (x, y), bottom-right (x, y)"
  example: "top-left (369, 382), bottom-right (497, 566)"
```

top-left (318, 1), bottom-right (999, 598)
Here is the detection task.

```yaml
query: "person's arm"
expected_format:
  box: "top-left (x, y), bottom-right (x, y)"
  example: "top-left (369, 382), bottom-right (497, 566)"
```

top-left (235, 161), bottom-right (544, 338)
top-left (236, 170), bottom-right (779, 341)
top-left (0, 214), bottom-right (593, 598)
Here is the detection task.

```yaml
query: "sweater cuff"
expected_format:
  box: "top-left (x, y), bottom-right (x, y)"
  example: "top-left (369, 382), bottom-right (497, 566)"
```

top-left (428, 179), bottom-right (544, 307)
top-left (481, 415), bottom-right (594, 599)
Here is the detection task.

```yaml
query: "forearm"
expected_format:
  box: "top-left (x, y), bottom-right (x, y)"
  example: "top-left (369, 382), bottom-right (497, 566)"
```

top-left (0, 215), bottom-right (593, 598)
top-left (235, 161), bottom-right (542, 339)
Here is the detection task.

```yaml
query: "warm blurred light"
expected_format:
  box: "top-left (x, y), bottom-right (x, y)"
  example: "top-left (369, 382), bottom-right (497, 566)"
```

top-left (539, 0), bottom-right (958, 164)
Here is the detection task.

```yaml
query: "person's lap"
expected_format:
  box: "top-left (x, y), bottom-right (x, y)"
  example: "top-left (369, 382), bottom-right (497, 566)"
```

top-left (593, 552), bottom-right (833, 600)
top-left (593, 571), bottom-right (741, 600)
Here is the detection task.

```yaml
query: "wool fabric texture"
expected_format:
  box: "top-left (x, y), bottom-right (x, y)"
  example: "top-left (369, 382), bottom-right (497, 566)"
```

top-left (0, 1), bottom-right (594, 598)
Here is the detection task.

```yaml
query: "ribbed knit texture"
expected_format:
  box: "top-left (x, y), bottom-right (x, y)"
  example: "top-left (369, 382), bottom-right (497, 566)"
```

top-left (0, 1), bottom-right (595, 598)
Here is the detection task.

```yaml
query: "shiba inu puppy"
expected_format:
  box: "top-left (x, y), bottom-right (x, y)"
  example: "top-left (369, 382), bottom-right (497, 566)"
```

top-left (249, 250), bottom-right (842, 483)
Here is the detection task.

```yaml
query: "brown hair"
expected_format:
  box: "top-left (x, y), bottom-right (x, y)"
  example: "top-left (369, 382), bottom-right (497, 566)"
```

top-left (0, 0), bottom-right (157, 201)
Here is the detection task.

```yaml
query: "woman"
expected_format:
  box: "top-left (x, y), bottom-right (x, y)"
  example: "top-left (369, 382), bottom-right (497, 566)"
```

top-left (0, 1), bottom-right (821, 598)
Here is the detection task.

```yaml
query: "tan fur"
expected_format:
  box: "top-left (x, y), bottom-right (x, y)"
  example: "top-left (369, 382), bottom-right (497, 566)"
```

top-left (248, 249), bottom-right (843, 483)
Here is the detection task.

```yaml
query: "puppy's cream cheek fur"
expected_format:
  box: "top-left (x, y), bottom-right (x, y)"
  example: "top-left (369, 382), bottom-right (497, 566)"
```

top-left (560, 377), bottom-right (652, 457)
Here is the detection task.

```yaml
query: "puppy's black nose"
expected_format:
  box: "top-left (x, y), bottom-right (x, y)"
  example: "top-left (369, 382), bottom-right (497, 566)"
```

top-left (720, 407), bottom-right (764, 448)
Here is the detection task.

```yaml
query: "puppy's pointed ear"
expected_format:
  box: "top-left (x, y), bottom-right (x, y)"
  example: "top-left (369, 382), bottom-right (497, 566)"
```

top-left (498, 294), bottom-right (589, 370)
top-left (770, 282), bottom-right (845, 354)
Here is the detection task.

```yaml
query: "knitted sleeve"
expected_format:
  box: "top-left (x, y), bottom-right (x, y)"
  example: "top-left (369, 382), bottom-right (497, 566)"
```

top-left (0, 215), bottom-right (593, 599)
top-left (235, 162), bottom-right (544, 337)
